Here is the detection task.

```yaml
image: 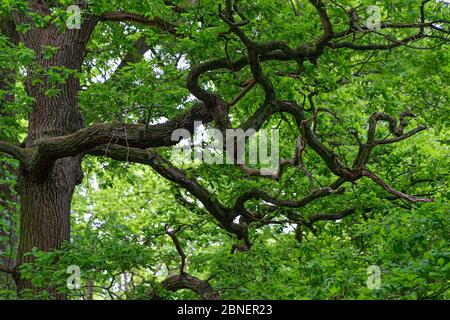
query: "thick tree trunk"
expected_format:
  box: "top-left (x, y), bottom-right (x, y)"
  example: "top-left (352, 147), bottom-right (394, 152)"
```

top-left (16, 156), bottom-right (82, 297)
top-left (15, 68), bottom-right (84, 297)
top-left (6, 5), bottom-right (98, 296)
top-left (12, 19), bottom-right (96, 297)
top-left (15, 75), bottom-right (84, 297)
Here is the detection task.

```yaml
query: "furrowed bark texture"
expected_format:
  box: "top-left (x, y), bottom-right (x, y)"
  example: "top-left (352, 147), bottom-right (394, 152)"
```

top-left (12, 11), bottom-right (98, 297)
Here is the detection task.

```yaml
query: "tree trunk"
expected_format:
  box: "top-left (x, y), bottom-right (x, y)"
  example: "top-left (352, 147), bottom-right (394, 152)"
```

top-left (15, 74), bottom-right (84, 297)
top-left (15, 68), bottom-right (84, 297)
top-left (12, 18), bottom-right (96, 297)
top-left (16, 156), bottom-right (82, 297)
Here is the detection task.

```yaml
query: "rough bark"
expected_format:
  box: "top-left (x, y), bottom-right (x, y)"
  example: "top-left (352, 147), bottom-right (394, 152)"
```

top-left (160, 274), bottom-right (222, 300)
top-left (11, 9), bottom-right (98, 298)
top-left (147, 274), bottom-right (222, 300)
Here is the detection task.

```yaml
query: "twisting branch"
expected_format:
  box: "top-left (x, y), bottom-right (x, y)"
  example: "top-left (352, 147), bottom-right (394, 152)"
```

top-left (227, 79), bottom-right (256, 107)
top-left (13, 102), bottom-right (213, 177)
top-left (0, 264), bottom-right (16, 278)
top-left (245, 48), bottom-right (276, 102)
top-left (374, 126), bottom-right (427, 145)
top-left (354, 111), bottom-right (427, 168)
top-left (308, 208), bottom-right (356, 224)
top-left (237, 136), bottom-right (309, 181)
top-left (368, 111), bottom-right (417, 141)
top-left (327, 0), bottom-right (449, 50)
top-left (147, 224), bottom-right (222, 300)
top-left (163, 0), bottom-right (188, 14)
top-left (309, 0), bottom-right (334, 51)
top-left (149, 274), bottom-right (222, 300)
top-left (0, 140), bottom-right (29, 164)
top-left (87, 146), bottom-right (250, 244)
top-left (296, 137), bottom-right (315, 191)
top-left (234, 186), bottom-right (345, 212)
top-left (362, 170), bottom-right (433, 203)
top-left (219, 1), bottom-right (277, 103)
top-left (100, 12), bottom-right (177, 35)
top-left (328, 34), bottom-right (428, 51)
top-left (165, 225), bottom-right (186, 275)
top-left (279, 101), bottom-right (432, 202)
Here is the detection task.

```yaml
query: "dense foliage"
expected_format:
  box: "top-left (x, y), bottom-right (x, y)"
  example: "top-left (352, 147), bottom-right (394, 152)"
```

top-left (0, 0), bottom-right (448, 299)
